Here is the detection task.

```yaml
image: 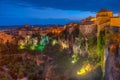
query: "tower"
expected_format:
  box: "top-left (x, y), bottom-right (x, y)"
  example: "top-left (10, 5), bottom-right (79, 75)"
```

top-left (96, 9), bottom-right (113, 35)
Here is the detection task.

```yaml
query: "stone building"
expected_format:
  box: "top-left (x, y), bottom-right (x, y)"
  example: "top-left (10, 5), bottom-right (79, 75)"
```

top-left (79, 17), bottom-right (97, 36)
top-left (18, 25), bottom-right (40, 38)
top-left (96, 9), bottom-right (120, 35)
top-left (0, 31), bottom-right (15, 44)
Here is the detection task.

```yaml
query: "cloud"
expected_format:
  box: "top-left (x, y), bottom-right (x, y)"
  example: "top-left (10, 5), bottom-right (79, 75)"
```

top-left (0, 17), bottom-right (80, 26)
top-left (5, 0), bottom-right (119, 13)
top-left (0, 0), bottom-right (119, 25)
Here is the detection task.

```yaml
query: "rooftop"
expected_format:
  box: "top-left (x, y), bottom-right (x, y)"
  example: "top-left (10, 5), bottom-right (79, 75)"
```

top-left (98, 9), bottom-right (112, 13)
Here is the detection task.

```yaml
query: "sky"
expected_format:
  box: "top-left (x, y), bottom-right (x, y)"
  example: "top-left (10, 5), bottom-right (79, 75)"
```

top-left (0, 0), bottom-right (120, 26)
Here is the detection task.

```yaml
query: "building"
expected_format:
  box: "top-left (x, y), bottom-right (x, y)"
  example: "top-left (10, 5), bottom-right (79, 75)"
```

top-left (18, 25), bottom-right (41, 38)
top-left (79, 17), bottom-right (97, 36)
top-left (96, 9), bottom-right (120, 35)
top-left (0, 31), bottom-right (15, 44)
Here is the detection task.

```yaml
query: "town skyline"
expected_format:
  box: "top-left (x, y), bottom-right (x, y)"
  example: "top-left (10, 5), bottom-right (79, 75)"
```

top-left (0, 5), bottom-right (120, 80)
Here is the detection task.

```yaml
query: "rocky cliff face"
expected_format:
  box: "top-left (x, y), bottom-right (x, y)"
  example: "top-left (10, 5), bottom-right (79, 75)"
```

top-left (105, 43), bottom-right (120, 80)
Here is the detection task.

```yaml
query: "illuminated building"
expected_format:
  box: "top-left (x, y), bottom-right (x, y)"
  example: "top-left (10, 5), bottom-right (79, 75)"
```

top-left (96, 9), bottom-right (120, 35)
top-left (18, 25), bottom-right (41, 38)
top-left (0, 31), bottom-right (15, 44)
top-left (79, 17), bottom-right (97, 36)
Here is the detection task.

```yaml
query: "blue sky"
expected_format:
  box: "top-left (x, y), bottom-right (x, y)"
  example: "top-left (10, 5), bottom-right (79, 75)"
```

top-left (0, 0), bottom-right (119, 26)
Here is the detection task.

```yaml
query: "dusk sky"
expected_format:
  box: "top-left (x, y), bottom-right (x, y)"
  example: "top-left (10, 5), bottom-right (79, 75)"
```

top-left (0, 0), bottom-right (119, 26)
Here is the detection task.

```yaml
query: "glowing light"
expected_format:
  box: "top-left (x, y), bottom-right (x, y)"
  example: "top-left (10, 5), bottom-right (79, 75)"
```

top-left (60, 41), bottom-right (68, 49)
top-left (33, 38), bottom-right (38, 45)
top-left (40, 36), bottom-right (49, 46)
top-left (25, 35), bottom-right (31, 45)
top-left (27, 35), bottom-right (30, 39)
top-left (71, 54), bottom-right (78, 64)
top-left (19, 45), bottom-right (25, 49)
top-left (72, 60), bottom-right (75, 64)
top-left (77, 64), bottom-right (92, 75)
top-left (18, 40), bottom-right (25, 49)
top-left (30, 45), bottom-right (36, 50)
top-left (62, 43), bottom-right (67, 49)
top-left (38, 45), bottom-right (45, 52)
top-left (52, 39), bottom-right (57, 46)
